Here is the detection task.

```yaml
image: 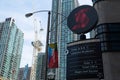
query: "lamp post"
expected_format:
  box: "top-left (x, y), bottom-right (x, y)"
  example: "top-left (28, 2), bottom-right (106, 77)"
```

top-left (25, 10), bottom-right (50, 18)
top-left (25, 10), bottom-right (68, 80)
top-left (25, 10), bottom-right (51, 80)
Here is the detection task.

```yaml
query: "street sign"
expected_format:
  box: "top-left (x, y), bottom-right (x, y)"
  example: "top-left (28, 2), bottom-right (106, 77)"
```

top-left (67, 39), bottom-right (104, 80)
top-left (67, 5), bottom-right (98, 34)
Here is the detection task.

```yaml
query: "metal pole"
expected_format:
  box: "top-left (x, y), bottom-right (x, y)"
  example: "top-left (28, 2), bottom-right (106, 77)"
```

top-left (44, 11), bottom-right (51, 80)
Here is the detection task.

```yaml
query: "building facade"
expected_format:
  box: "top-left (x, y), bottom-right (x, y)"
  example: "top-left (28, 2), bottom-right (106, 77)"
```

top-left (58, 0), bottom-right (79, 80)
top-left (17, 65), bottom-right (31, 80)
top-left (0, 18), bottom-right (24, 80)
top-left (91, 0), bottom-right (120, 80)
top-left (35, 53), bottom-right (45, 80)
top-left (17, 68), bottom-right (24, 80)
top-left (22, 64), bottom-right (30, 80)
top-left (50, 0), bottom-right (79, 80)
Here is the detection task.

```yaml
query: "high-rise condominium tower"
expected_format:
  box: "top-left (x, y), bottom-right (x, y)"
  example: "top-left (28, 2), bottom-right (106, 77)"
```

top-left (0, 18), bottom-right (24, 80)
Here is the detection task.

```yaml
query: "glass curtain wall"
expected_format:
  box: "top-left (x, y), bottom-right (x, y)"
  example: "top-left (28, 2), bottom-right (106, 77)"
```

top-left (50, 0), bottom-right (79, 80)
top-left (57, 0), bottom-right (79, 80)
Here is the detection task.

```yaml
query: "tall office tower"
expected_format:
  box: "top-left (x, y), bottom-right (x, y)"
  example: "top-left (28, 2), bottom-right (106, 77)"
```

top-left (58, 0), bottom-right (79, 80)
top-left (35, 53), bottom-right (45, 80)
top-left (22, 64), bottom-right (30, 80)
top-left (50, 0), bottom-right (79, 80)
top-left (0, 18), bottom-right (24, 80)
top-left (50, 0), bottom-right (61, 43)
top-left (49, 0), bottom-right (61, 80)
top-left (91, 0), bottom-right (120, 80)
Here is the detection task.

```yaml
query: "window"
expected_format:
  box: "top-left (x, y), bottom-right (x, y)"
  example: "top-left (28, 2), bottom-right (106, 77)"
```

top-left (95, 23), bottom-right (120, 52)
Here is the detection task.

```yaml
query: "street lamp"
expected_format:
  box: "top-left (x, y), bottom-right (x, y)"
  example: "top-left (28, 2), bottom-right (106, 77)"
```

top-left (25, 10), bottom-right (50, 18)
top-left (25, 10), bottom-right (51, 80)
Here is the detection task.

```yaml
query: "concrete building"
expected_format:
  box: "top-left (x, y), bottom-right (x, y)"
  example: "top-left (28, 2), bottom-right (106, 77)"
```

top-left (0, 18), bottom-right (24, 80)
top-left (17, 68), bottom-right (24, 80)
top-left (91, 0), bottom-right (120, 80)
top-left (17, 65), bottom-right (31, 80)
top-left (50, 0), bottom-right (79, 80)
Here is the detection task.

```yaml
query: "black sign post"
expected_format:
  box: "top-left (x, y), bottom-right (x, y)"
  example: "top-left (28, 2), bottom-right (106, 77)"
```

top-left (67, 39), bottom-right (104, 80)
top-left (66, 5), bottom-right (102, 80)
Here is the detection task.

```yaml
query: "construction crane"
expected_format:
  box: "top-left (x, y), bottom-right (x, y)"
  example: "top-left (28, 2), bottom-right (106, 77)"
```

top-left (30, 19), bottom-right (43, 80)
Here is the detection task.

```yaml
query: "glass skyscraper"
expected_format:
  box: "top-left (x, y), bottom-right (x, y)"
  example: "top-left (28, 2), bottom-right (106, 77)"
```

top-left (0, 18), bottom-right (24, 80)
top-left (50, 0), bottom-right (79, 80)
top-left (22, 64), bottom-right (29, 80)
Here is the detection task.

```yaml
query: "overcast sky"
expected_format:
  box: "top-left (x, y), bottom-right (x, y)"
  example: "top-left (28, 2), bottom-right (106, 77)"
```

top-left (0, 0), bottom-right (92, 67)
